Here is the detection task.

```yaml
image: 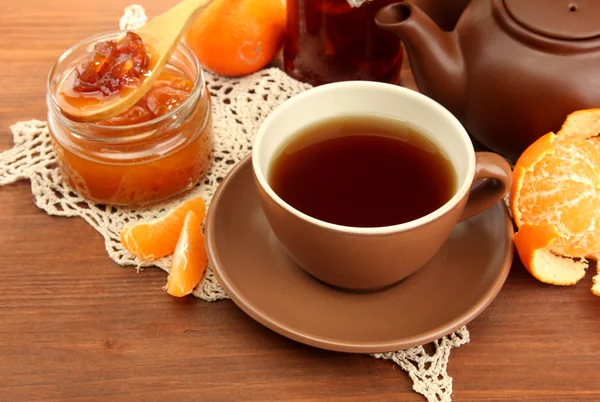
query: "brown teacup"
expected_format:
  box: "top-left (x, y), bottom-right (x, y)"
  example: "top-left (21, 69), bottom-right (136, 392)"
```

top-left (252, 81), bottom-right (512, 291)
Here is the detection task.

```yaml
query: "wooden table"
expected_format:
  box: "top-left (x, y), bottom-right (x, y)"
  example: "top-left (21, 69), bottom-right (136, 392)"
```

top-left (1, 1), bottom-right (600, 400)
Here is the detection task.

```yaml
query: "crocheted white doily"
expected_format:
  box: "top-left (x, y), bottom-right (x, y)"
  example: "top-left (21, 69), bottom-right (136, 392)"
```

top-left (0, 6), bottom-right (469, 402)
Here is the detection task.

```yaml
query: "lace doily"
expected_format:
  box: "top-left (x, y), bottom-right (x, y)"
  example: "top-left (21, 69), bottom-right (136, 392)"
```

top-left (0, 6), bottom-right (469, 402)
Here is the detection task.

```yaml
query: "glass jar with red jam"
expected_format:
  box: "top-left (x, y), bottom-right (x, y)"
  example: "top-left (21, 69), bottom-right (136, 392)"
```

top-left (47, 31), bottom-right (212, 206)
top-left (284, 0), bottom-right (404, 86)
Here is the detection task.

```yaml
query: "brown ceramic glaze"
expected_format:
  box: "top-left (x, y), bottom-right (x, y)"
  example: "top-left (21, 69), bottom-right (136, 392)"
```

top-left (375, 0), bottom-right (600, 162)
top-left (412, 0), bottom-right (470, 31)
top-left (205, 156), bottom-right (515, 353)
top-left (460, 152), bottom-right (512, 221)
top-left (251, 81), bottom-right (512, 291)
top-left (255, 177), bottom-right (463, 291)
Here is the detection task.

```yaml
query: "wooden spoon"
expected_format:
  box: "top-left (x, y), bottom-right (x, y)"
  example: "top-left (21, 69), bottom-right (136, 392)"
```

top-left (58, 0), bottom-right (213, 123)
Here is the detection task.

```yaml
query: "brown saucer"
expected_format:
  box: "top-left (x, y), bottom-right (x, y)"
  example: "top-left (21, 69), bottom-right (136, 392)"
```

top-left (206, 156), bottom-right (515, 353)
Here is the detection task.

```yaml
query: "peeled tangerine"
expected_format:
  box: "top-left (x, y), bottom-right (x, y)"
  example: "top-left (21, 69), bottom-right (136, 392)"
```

top-left (510, 109), bottom-right (600, 295)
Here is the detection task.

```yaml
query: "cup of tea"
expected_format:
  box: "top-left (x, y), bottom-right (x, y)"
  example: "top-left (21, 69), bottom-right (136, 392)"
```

top-left (252, 81), bottom-right (512, 291)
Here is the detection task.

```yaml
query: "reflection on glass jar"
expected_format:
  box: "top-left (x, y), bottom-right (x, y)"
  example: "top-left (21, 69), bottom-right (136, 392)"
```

top-left (46, 31), bottom-right (213, 206)
top-left (284, 0), bottom-right (404, 86)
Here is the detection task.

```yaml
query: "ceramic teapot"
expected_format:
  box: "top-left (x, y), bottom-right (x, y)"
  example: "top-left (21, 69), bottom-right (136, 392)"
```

top-left (375, 0), bottom-right (600, 161)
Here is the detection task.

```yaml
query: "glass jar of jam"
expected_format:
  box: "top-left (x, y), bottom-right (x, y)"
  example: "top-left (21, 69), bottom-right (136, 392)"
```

top-left (47, 31), bottom-right (212, 206)
top-left (284, 0), bottom-right (404, 86)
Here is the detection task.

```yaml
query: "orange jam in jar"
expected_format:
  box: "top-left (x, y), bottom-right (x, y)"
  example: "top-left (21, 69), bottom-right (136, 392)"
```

top-left (47, 31), bottom-right (212, 206)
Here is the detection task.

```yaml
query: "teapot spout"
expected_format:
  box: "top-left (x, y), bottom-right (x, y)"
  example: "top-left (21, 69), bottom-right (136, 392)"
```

top-left (376, 2), bottom-right (466, 117)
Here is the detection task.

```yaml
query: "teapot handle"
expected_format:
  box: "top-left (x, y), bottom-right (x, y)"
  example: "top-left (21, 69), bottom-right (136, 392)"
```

top-left (459, 152), bottom-right (512, 222)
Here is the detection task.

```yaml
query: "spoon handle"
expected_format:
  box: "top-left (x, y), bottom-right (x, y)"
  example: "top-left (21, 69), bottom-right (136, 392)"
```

top-left (136, 0), bottom-right (213, 54)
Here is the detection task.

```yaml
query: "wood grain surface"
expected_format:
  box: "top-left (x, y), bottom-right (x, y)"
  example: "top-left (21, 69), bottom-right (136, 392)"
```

top-left (1, 1), bottom-right (600, 401)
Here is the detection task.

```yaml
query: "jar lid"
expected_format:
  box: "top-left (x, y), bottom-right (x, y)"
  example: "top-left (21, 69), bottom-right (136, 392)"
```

top-left (504, 0), bottom-right (600, 40)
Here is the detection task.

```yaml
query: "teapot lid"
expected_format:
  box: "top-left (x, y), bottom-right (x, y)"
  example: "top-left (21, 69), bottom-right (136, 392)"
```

top-left (504, 0), bottom-right (600, 40)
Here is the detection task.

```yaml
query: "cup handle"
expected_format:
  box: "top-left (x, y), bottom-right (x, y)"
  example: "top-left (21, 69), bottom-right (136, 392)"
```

top-left (459, 152), bottom-right (512, 222)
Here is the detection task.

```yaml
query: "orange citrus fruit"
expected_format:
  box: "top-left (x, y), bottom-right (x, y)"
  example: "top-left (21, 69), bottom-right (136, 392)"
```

top-left (166, 211), bottom-right (207, 297)
top-left (120, 196), bottom-right (206, 260)
top-left (510, 109), bottom-right (600, 295)
top-left (513, 223), bottom-right (588, 287)
top-left (184, 0), bottom-right (286, 77)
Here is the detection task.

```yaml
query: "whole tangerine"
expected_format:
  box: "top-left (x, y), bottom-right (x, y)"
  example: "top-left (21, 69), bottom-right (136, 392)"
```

top-left (184, 0), bottom-right (286, 77)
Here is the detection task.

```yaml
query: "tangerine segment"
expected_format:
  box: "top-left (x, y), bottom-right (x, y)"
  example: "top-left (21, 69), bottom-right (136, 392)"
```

top-left (511, 135), bottom-right (600, 258)
top-left (166, 211), bottom-right (207, 297)
top-left (120, 196), bottom-right (206, 260)
top-left (514, 223), bottom-right (588, 286)
top-left (510, 132), bottom-right (556, 226)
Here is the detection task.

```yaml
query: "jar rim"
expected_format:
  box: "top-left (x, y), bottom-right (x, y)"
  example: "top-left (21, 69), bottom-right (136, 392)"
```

top-left (47, 30), bottom-right (206, 134)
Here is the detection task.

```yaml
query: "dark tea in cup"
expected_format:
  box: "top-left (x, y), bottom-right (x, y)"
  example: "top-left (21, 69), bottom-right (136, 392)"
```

top-left (268, 115), bottom-right (456, 227)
